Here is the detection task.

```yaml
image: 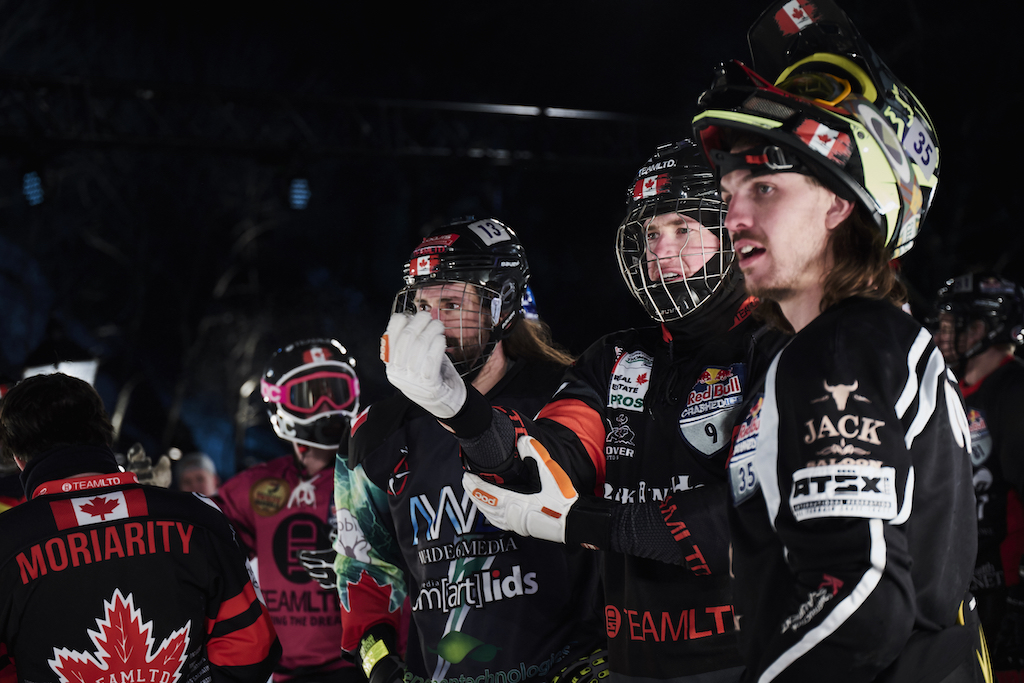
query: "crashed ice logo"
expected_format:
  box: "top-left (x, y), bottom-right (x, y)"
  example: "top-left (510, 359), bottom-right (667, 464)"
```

top-left (49, 589), bottom-right (190, 683)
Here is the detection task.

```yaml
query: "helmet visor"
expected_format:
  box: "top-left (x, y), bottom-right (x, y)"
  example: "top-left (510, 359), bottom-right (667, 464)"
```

top-left (261, 371), bottom-right (357, 415)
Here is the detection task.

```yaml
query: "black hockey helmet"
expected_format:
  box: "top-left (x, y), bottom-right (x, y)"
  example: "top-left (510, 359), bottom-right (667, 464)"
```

top-left (260, 338), bottom-right (360, 450)
top-left (934, 273), bottom-right (1024, 364)
top-left (692, 0), bottom-right (939, 258)
top-left (393, 217), bottom-right (530, 378)
top-left (616, 140), bottom-right (743, 324)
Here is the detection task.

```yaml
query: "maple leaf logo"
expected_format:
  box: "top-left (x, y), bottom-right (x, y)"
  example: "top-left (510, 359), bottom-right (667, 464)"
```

top-left (817, 133), bottom-right (835, 145)
top-left (636, 372), bottom-right (648, 385)
top-left (49, 589), bottom-right (190, 683)
top-left (792, 8), bottom-right (805, 19)
top-left (79, 496), bottom-right (120, 520)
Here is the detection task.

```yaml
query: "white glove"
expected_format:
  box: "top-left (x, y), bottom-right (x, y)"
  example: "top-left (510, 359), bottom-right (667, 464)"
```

top-left (462, 435), bottom-right (578, 543)
top-left (381, 311), bottom-right (467, 419)
top-left (125, 443), bottom-right (172, 488)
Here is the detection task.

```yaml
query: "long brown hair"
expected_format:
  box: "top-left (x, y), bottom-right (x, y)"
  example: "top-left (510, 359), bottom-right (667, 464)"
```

top-left (501, 318), bottom-right (576, 368)
top-left (821, 203), bottom-right (906, 310)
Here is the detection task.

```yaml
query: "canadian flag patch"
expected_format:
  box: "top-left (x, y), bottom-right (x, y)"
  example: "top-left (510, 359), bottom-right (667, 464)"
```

top-left (774, 0), bottom-right (818, 35)
top-left (49, 489), bottom-right (148, 530)
top-left (633, 174), bottom-right (670, 200)
top-left (410, 255), bottom-right (437, 277)
top-left (795, 119), bottom-right (852, 165)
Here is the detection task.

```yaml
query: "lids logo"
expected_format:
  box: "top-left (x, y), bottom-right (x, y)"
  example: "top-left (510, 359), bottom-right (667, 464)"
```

top-left (471, 488), bottom-right (498, 507)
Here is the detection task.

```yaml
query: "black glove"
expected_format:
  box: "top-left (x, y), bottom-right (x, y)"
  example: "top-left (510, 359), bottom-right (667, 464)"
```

top-left (994, 585), bottom-right (1024, 673)
top-left (358, 626), bottom-right (406, 683)
top-left (297, 547), bottom-right (338, 591)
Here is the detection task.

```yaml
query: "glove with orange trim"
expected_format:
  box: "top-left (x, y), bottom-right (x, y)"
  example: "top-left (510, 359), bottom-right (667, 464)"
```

top-left (463, 435), bottom-right (578, 544)
top-left (381, 311), bottom-right (467, 419)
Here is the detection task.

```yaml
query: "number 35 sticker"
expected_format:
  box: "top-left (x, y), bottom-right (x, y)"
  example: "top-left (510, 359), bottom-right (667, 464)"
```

top-left (903, 118), bottom-right (938, 181)
top-left (728, 447), bottom-right (760, 505)
top-left (468, 219), bottom-right (511, 245)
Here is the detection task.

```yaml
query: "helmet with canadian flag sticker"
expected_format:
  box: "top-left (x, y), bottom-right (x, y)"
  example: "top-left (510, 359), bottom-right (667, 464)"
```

top-left (691, 0), bottom-right (939, 258)
top-left (615, 140), bottom-right (742, 324)
top-left (261, 338), bottom-right (359, 450)
top-left (392, 217), bottom-right (530, 378)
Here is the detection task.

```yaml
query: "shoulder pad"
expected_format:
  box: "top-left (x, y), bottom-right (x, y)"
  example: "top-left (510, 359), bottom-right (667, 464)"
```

top-left (348, 393), bottom-right (416, 469)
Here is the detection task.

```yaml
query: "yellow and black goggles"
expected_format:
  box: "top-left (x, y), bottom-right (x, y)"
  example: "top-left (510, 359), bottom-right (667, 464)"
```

top-left (775, 71), bottom-right (853, 108)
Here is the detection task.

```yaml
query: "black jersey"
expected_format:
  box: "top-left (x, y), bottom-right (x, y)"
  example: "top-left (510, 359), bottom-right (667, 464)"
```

top-left (960, 356), bottom-right (1024, 633)
top-left (727, 297), bottom-right (978, 682)
top-left (334, 358), bottom-right (603, 683)
top-left (0, 446), bottom-right (281, 683)
top-left (457, 295), bottom-right (774, 683)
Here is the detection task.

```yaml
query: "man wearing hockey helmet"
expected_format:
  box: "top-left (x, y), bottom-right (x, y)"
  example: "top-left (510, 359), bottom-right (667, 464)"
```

top-left (691, 0), bottom-right (984, 680)
top-left (934, 272), bottom-right (1024, 678)
top-left (334, 218), bottom-right (603, 683)
top-left (383, 142), bottom-right (785, 683)
top-left (216, 339), bottom-right (361, 683)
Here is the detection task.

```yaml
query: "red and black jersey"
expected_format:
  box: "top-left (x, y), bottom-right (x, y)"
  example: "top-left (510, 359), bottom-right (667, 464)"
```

top-left (0, 453), bottom-right (280, 683)
top-left (959, 356), bottom-right (1024, 639)
top-left (454, 296), bottom-right (777, 683)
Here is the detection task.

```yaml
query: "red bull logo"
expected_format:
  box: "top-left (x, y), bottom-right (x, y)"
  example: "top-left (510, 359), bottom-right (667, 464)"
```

top-left (734, 398), bottom-right (764, 443)
top-left (698, 368), bottom-right (734, 385)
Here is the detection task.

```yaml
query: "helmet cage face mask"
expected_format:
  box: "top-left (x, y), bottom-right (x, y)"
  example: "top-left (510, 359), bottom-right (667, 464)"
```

top-left (397, 218), bottom-right (530, 378)
top-left (616, 197), bottom-right (733, 323)
top-left (392, 280), bottom-right (500, 378)
top-left (934, 274), bottom-right (1024, 365)
top-left (262, 339), bottom-right (360, 450)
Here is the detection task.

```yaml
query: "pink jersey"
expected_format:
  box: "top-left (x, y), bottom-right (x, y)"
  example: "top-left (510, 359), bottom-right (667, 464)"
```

top-left (217, 454), bottom-right (353, 680)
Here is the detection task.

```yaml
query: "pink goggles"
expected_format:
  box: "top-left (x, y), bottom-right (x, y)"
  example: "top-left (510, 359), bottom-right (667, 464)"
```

top-left (260, 371), bottom-right (357, 415)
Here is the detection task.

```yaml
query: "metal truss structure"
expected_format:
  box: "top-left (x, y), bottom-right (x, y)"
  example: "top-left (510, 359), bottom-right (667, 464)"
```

top-left (0, 71), bottom-right (681, 168)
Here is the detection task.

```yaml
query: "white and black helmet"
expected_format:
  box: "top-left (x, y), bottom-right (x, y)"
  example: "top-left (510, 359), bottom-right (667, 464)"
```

top-left (260, 338), bottom-right (360, 450)
top-left (393, 217), bottom-right (530, 378)
top-left (616, 140), bottom-right (741, 324)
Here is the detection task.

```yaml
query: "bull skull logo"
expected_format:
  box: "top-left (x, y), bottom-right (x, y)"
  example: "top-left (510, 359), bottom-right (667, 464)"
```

top-left (823, 380), bottom-right (859, 411)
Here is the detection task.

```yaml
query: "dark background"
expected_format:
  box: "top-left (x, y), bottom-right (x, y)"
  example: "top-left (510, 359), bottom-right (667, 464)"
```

top-left (0, 0), bottom-right (1016, 478)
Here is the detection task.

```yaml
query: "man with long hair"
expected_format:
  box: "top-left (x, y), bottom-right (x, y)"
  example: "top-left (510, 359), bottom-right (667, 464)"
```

top-left (334, 218), bottom-right (604, 683)
top-left (690, 0), bottom-right (984, 680)
top-left (382, 142), bottom-right (785, 683)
